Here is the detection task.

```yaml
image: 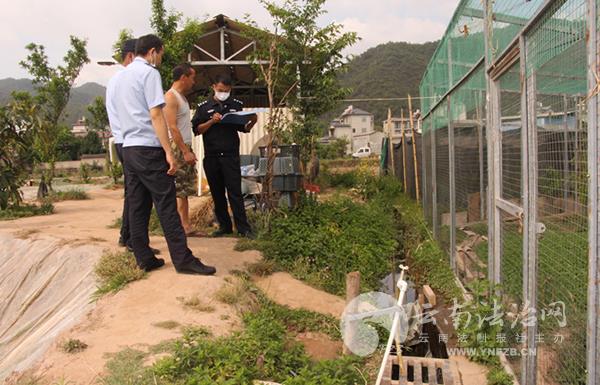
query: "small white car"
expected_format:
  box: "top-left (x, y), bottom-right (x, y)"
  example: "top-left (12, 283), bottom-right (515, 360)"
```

top-left (352, 147), bottom-right (371, 158)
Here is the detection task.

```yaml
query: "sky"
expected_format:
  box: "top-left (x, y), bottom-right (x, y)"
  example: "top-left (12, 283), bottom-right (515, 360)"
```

top-left (0, 0), bottom-right (460, 86)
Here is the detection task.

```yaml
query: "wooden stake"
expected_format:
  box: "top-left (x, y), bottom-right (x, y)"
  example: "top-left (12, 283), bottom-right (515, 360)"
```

top-left (400, 109), bottom-right (408, 192)
top-left (408, 94), bottom-right (421, 202)
top-left (343, 271), bottom-right (361, 355)
top-left (387, 108), bottom-right (396, 177)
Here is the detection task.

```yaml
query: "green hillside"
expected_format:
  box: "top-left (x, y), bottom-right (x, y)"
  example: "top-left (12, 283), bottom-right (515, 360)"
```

top-left (331, 40), bottom-right (439, 127)
top-left (0, 78), bottom-right (106, 126)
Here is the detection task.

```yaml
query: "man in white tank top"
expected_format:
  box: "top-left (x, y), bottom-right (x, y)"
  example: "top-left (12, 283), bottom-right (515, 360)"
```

top-left (164, 63), bottom-right (198, 235)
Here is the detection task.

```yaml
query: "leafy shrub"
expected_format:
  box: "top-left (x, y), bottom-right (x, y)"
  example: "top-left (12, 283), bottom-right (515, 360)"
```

top-left (487, 366), bottom-right (514, 385)
top-left (150, 292), bottom-right (362, 385)
top-left (109, 162), bottom-right (123, 185)
top-left (0, 101), bottom-right (37, 210)
top-left (316, 138), bottom-right (349, 160)
top-left (260, 194), bottom-right (397, 295)
top-left (79, 163), bottom-right (91, 183)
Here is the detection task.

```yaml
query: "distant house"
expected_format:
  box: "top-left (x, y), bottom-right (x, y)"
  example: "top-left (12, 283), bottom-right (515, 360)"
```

top-left (71, 118), bottom-right (89, 138)
top-left (323, 105), bottom-right (384, 155)
top-left (381, 111), bottom-right (422, 144)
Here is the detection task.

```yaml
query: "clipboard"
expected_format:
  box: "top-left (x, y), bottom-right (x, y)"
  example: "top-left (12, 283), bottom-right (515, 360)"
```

top-left (220, 111), bottom-right (258, 126)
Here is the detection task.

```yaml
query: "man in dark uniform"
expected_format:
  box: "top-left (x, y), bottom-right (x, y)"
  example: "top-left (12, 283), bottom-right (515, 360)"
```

top-left (191, 74), bottom-right (257, 238)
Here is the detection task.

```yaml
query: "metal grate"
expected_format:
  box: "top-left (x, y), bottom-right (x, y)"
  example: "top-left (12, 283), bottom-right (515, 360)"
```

top-left (380, 356), bottom-right (460, 385)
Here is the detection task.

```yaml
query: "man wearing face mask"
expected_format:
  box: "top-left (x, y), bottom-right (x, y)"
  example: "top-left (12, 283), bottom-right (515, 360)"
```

top-left (191, 74), bottom-right (257, 238)
top-left (114, 34), bottom-right (216, 275)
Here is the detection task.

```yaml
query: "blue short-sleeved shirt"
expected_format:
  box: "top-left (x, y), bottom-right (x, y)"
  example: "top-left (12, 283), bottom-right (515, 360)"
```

top-left (114, 57), bottom-right (166, 148)
top-left (106, 68), bottom-right (124, 144)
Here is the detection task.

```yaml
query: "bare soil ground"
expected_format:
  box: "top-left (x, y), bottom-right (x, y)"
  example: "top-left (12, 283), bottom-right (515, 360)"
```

top-left (1, 185), bottom-right (490, 385)
top-left (1, 188), bottom-right (350, 385)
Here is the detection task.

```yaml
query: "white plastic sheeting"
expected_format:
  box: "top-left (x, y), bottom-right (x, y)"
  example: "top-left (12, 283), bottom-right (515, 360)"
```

top-left (0, 234), bottom-right (101, 380)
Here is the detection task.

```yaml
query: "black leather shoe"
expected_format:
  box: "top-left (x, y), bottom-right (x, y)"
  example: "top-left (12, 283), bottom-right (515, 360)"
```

top-left (126, 243), bottom-right (161, 255)
top-left (140, 258), bottom-right (165, 272)
top-left (176, 259), bottom-right (216, 275)
top-left (211, 228), bottom-right (233, 237)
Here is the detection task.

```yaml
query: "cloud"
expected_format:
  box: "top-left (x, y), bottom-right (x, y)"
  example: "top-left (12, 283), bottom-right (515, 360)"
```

top-left (340, 16), bottom-right (447, 55)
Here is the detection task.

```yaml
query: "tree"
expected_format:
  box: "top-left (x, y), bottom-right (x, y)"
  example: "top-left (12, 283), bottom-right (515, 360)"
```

top-left (243, 0), bottom-right (357, 208)
top-left (316, 137), bottom-right (349, 160)
top-left (243, 15), bottom-right (299, 209)
top-left (0, 93), bottom-right (39, 209)
top-left (56, 126), bottom-right (81, 161)
top-left (112, 29), bottom-right (135, 63)
top-left (113, 1), bottom-right (203, 91)
top-left (261, 0), bottom-right (358, 166)
top-left (149, 0), bottom-right (203, 89)
top-left (87, 96), bottom-right (110, 167)
top-left (80, 131), bottom-right (103, 155)
top-left (19, 36), bottom-right (90, 195)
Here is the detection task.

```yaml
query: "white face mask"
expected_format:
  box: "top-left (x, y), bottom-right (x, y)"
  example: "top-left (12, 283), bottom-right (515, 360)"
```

top-left (215, 91), bottom-right (230, 102)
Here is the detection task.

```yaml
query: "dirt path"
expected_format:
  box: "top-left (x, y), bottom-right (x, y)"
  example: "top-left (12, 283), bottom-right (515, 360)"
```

top-left (0, 189), bottom-right (261, 384)
top-left (254, 272), bottom-right (346, 318)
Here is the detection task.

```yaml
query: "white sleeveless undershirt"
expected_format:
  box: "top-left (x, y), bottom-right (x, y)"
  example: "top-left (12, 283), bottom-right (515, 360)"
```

top-left (168, 88), bottom-right (193, 145)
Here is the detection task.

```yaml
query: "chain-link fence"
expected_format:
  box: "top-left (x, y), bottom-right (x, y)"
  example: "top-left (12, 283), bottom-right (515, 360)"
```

top-left (392, 0), bottom-right (600, 384)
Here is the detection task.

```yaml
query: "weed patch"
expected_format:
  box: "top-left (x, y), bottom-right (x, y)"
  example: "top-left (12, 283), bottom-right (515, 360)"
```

top-left (60, 338), bottom-right (88, 354)
top-left (94, 250), bottom-right (145, 296)
top-left (177, 295), bottom-right (215, 312)
top-left (0, 202), bottom-right (54, 221)
top-left (48, 188), bottom-right (89, 202)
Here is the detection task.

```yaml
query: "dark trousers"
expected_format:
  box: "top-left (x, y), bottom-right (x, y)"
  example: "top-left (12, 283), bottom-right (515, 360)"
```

top-left (123, 146), bottom-right (195, 268)
top-left (114, 144), bottom-right (130, 245)
top-left (203, 155), bottom-right (251, 234)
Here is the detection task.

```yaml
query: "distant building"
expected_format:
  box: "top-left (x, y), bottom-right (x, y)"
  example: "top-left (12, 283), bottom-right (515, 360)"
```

top-left (381, 111), bottom-right (422, 144)
top-left (323, 105), bottom-right (384, 155)
top-left (71, 117), bottom-right (89, 138)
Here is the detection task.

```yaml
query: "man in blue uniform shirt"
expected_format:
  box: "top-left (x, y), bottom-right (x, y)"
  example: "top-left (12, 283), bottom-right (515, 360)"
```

top-left (105, 38), bottom-right (160, 255)
top-left (114, 34), bottom-right (215, 275)
top-left (191, 74), bottom-right (257, 238)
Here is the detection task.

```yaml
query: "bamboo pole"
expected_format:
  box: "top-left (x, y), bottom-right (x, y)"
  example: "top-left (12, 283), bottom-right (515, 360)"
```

top-left (400, 109), bottom-right (408, 192)
top-left (387, 108), bottom-right (396, 177)
top-left (408, 94), bottom-right (421, 202)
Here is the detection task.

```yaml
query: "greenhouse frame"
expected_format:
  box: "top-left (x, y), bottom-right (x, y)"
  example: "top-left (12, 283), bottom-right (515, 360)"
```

top-left (417, 0), bottom-right (600, 384)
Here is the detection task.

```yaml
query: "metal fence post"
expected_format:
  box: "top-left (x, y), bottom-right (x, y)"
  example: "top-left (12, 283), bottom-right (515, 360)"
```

top-left (432, 118), bottom-right (439, 241)
top-left (587, 0), bottom-right (600, 383)
top-left (448, 97), bottom-right (457, 272)
top-left (484, 0), bottom-right (500, 285)
top-left (422, 126), bottom-right (428, 218)
top-left (478, 90), bottom-right (486, 221)
top-left (521, 34), bottom-right (539, 385)
top-left (563, 94), bottom-right (570, 212)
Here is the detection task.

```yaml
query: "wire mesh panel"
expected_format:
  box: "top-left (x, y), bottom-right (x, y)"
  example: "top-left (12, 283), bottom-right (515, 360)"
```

top-left (527, 0), bottom-right (588, 383)
top-left (422, 129), bottom-right (433, 226)
top-left (496, 61), bottom-right (526, 377)
top-left (436, 126), bottom-right (451, 255)
top-left (490, 0), bottom-right (545, 59)
top-left (448, 66), bottom-right (489, 286)
top-left (499, 64), bottom-right (522, 204)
